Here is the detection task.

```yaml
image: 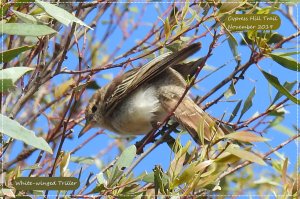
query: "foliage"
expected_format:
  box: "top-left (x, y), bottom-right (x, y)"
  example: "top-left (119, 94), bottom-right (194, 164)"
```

top-left (0, 1), bottom-right (299, 198)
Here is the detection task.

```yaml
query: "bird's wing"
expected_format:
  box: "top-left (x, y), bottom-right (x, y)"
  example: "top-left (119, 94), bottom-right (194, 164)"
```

top-left (104, 43), bottom-right (201, 116)
top-left (159, 92), bottom-right (225, 144)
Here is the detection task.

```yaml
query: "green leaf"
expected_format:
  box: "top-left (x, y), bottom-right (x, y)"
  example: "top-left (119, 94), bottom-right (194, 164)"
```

top-left (12, 10), bottom-right (38, 24)
top-left (229, 100), bottom-right (242, 122)
top-left (227, 33), bottom-right (240, 63)
top-left (129, 6), bottom-right (139, 13)
top-left (70, 156), bottom-right (95, 165)
top-left (272, 124), bottom-right (295, 137)
top-left (224, 81), bottom-right (236, 99)
top-left (0, 79), bottom-right (14, 92)
top-left (164, 17), bottom-right (171, 40)
top-left (224, 131), bottom-right (270, 142)
top-left (21, 164), bottom-right (42, 171)
top-left (261, 69), bottom-right (299, 104)
top-left (256, 6), bottom-right (277, 14)
top-left (0, 114), bottom-right (53, 154)
top-left (0, 67), bottom-right (34, 92)
top-left (35, 0), bottom-right (92, 29)
top-left (271, 51), bottom-right (299, 57)
top-left (1, 23), bottom-right (57, 36)
top-left (1, 67), bottom-right (34, 83)
top-left (218, 0), bottom-right (244, 14)
top-left (54, 78), bottom-right (75, 98)
top-left (96, 172), bottom-right (106, 185)
top-left (254, 177), bottom-right (280, 186)
top-left (0, 46), bottom-right (34, 63)
top-left (169, 141), bottom-right (190, 180)
top-left (60, 152), bottom-right (70, 177)
top-left (269, 53), bottom-right (299, 71)
top-left (142, 172), bottom-right (154, 183)
top-left (272, 81), bottom-right (296, 104)
top-left (173, 160), bottom-right (213, 187)
top-left (153, 165), bottom-right (168, 195)
top-left (106, 145), bottom-right (136, 186)
top-left (239, 87), bottom-right (256, 120)
top-left (282, 158), bottom-right (288, 185)
top-left (115, 145), bottom-right (136, 169)
top-left (226, 145), bottom-right (266, 165)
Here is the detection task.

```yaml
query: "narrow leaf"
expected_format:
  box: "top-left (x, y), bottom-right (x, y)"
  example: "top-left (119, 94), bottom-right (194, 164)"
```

top-left (0, 67), bottom-right (34, 83)
top-left (60, 152), bottom-right (71, 177)
top-left (272, 81), bottom-right (296, 104)
top-left (224, 81), bottom-right (236, 99)
top-left (261, 69), bottom-right (299, 104)
top-left (239, 87), bottom-right (256, 120)
top-left (12, 10), bottom-right (38, 24)
top-left (22, 164), bottom-right (42, 171)
top-left (282, 158), bottom-right (288, 185)
top-left (229, 100), bottom-right (242, 122)
top-left (0, 114), bottom-right (53, 154)
top-left (226, 145), bottom-right (266, 165)
top-left (70, 156), bottom-right (94, 165)
top-left (224, 131), bottom-right (270, 142)
top-left (269, 53), bottom-right (299, 71)
top-left (0, 45), bottom-right (34, 63)
top-left (164, 17), bottom-right (171, 40)
top-left (35, 0), bottom-right (92, 29)
top-left (1, 23), bottom-right (57, 36)
top-left (227, 32), bottom-right (240, 63)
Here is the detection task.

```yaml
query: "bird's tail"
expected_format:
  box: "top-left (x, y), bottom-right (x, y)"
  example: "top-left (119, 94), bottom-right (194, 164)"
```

top-left (175, 98), bottom-right (226, 144)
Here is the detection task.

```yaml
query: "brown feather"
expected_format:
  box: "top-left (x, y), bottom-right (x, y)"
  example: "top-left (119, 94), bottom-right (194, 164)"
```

top-left (160, 93), bottom-right (225, 144)
top-left (104, 43), bottom-right (201, 116)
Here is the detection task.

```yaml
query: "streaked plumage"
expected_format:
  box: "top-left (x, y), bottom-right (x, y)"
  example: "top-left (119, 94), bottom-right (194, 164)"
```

top-left (80, 43), bottom-right (225, 143)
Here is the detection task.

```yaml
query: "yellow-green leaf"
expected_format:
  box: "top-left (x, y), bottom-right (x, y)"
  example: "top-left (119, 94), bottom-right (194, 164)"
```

top-left (54, 78), bottom-right (75, 98)
top-left (224, 131), bottom-right (270, 142)
top-left (174, 160), bottom-right (213, 187)
top-left (60, 152), bottom-right (71, 177)
top-left (164, 17), bottom-right (171, 40)
top-left (282, 158), bottom-right (288, 185)
top-left (226, 145), bottom-right (266, 165)
top-left (218, 0), bottom-right (244, 14)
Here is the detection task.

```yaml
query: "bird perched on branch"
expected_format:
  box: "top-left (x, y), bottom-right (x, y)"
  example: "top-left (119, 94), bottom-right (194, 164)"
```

top-left (79, 43), bottom-right (225, 144)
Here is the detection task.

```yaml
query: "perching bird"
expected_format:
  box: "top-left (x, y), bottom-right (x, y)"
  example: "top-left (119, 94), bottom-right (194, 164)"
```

top-left (79, 43), bottom-right (225, 143)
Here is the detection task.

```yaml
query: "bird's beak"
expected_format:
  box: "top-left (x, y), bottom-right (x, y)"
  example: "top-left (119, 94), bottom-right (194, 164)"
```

top-left (78, 122), bottom-right (93, 138)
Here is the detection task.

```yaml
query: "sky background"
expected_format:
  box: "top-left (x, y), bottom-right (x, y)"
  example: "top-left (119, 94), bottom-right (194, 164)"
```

top-left (8, 2), bottom-right (299, 196)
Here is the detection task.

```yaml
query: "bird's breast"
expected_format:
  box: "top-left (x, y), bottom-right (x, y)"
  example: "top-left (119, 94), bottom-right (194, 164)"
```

top-left (110, 86), bottom-right (166, 135)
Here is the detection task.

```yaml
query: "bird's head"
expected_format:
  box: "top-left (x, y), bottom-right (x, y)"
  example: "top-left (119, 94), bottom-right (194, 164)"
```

top-left (78, 89), bottom-right (106, 137)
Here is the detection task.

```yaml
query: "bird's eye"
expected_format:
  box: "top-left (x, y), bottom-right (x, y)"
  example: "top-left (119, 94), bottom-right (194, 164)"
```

top-left (91, 105), bottom-right (97, 113)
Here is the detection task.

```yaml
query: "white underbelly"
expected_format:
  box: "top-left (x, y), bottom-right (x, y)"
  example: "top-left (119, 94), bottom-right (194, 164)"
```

top-left (111, 86), bottom-right (166, 135)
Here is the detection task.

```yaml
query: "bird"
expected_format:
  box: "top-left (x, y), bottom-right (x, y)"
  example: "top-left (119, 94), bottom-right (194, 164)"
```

top-left (79, 43), bottom-right (225, 144)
